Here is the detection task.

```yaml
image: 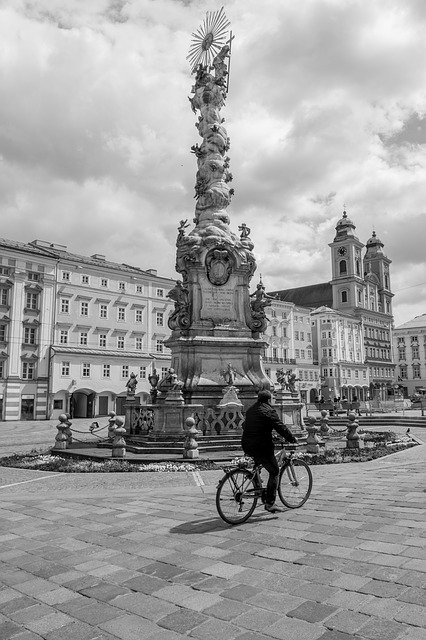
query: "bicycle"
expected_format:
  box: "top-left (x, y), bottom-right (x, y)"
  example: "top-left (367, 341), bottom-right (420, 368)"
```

top-left (215, 444), bottom-right (313, 525)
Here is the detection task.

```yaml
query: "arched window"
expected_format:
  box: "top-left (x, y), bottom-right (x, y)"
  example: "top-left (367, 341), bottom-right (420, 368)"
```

top-left (384, 275), bottom-right (389, 289)
top-left (341, 290), bottom-right (348, 303)
top-left (356, 260), bottom-right (360, 276)
top-left (339, 260), bottom-right (347, 275)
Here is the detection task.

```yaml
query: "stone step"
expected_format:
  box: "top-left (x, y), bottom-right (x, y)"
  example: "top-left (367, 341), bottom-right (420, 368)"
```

top-left (304, 416), bottom-right (426, 427)
top-left (125, 444), bottom-right (244, 455)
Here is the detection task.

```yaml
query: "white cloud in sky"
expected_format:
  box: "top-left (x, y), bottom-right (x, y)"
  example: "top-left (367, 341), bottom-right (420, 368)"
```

top-left (0, 0), bottom-right (425, 326)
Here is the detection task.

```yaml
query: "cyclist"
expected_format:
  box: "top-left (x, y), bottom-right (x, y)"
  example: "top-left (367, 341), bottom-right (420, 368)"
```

top-left (242, 389), bottom-right (297, 513)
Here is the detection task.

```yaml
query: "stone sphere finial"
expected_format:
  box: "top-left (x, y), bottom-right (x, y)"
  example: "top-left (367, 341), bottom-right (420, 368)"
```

top-left (115, 417), bottom-right (125, 427)
top-left (308, 416), bottom-right (316, 426)
top-left (320, 409), bottom-right (327, 418)
top-left (58, 414), bottom-right (68, 423)
top-left (185, 417), bottom-right (196, 428)
top-left (108, 411), bottom-right (116, 418)
top-left (348, 412), bottom-right (356, 422)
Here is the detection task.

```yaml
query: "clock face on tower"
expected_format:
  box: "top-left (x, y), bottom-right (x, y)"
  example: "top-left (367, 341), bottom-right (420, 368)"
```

top-left (338, 246), bottom-right (347, 256)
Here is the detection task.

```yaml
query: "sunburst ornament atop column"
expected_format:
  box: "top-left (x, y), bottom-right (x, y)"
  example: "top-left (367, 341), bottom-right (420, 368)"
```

top-left (187, 6), bottom-right (231, 72)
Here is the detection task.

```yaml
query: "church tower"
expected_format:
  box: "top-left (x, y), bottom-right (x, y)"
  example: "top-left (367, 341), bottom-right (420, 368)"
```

top-left (329, 211), bottom-right (365, 311)
top-left (363, 231), bottom-right (393, 315)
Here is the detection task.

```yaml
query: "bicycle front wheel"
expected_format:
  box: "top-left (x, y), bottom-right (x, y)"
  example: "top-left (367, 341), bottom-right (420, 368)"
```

top-left (216, 468), bottom-right (258, 525)
top-left (278, 458), bottom-right (312, 508)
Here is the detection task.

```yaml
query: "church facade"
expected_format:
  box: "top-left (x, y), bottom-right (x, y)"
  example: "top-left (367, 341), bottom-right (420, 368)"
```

top-left (271, 211), bottom-right (396, 402)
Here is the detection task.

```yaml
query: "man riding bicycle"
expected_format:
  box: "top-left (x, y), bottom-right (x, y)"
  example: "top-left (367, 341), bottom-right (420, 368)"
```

top-left (242, 389), bottom-right (297, 513)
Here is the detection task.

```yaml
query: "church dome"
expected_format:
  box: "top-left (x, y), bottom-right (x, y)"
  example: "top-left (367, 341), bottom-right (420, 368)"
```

top-left (365, 230), bottom-right (384, 254)
top-left (334, 210), bottom-right (358, 241)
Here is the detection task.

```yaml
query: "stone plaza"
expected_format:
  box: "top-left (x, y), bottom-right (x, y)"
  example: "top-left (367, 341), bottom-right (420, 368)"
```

top-left (0, 419), bottom-right (425, 640)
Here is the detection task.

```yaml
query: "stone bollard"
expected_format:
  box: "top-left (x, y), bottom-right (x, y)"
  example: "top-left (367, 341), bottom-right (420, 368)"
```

top-left (306, 416), bottom-right (321, 454)
top-left (107, 411), bottom-right (117, 440)
top-left (346, 412), bottom-right (363, 449)
top-left (54, 414), bottom-right (69, 450)
top-left (112, 417), bottom-right (126, 459)
top-left (183, 417), bottom-right (199, 459)
top-left (64, 414), bottom-right (73, 446)
top-left (319, 409), bottom-right (331, 436)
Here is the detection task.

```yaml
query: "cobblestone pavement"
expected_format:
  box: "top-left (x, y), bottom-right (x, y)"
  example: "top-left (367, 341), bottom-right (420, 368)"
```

top-left (0, 440), bottom-right (425, 640)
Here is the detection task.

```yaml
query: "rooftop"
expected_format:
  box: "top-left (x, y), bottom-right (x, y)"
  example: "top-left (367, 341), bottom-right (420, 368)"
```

top-left (395, 314), bottom-right (426, 330)
top-left (269, 282), bottom-right (333, 309)
top-left (0, 237), bottom-right (170, 281)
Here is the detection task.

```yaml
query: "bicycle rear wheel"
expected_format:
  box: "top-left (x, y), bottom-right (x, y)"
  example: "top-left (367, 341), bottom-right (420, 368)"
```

top-left (278, 458), bottom-right (312, 508)
top-left (216, 468), bottom-right (258, 525)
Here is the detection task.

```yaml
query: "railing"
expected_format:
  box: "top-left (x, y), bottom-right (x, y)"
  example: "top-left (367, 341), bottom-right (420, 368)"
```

top-left (263, 357), bottom-right (296, 364)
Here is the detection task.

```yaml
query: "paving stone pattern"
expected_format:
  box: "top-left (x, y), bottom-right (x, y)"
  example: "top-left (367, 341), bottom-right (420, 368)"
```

top-left (0, 444), bottom-right (425, 640)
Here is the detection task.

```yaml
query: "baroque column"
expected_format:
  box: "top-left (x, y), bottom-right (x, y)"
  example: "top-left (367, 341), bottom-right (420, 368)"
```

top-left (165, 8), bottom-right (271, 409)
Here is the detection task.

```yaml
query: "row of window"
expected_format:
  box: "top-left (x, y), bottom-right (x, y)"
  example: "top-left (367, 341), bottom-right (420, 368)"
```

top-left (398, 346), bottom-right (424, 360)
top-left (268, 311), bottom-right (311, 325)
top-left (60, 271), bottom-right (165, 297)
top-left (60, 300), bottom-right (165, 325)
top-left (0, 326), bottom-right (39, 345)
top-left (322, 368), bottom-right (367, 380)
top-left (299, 370), bottom-right (319, 381)
top-left (269, 347), bottom-right (313, 360)
top-left (370, 366), bottom-right (394, 378)
top-left (367, 347), bottom-right (391, 360)
top-left (365, 327), bottom-right (390, 341)
top-left (399, 364), bottom-right (422, 379)
top-left (397, 336), bottom-right (424, 345)
top-left (295, 348), bottom-right (312, 359)
top-left (60, 363), bottom-right (169, 380)
top-left (58, 330), bottom-right (165, 352)
top-left (0, 361), bottom-right (35, 380)
top-left (294, 331), bottom-right (311, 341)
top-left (0, 266), bottom-right (42, 279)
top-left (0, 289), bottom-right (40, 310)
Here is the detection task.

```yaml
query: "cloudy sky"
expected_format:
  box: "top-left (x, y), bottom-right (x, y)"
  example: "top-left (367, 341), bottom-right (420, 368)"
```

top-left (1, 0), bottom-right (425, 326)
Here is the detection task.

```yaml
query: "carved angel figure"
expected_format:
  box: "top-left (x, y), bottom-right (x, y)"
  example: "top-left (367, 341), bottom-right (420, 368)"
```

top-left (250, 282), bottom-right (274, 312)
top-left (238, 223), bottom-right (250, 239)
top-left (167, 281), bottom-right (191, 332)
top-left (223, 362), bottom-right (236, 386)
top-left (126, 372), bottom-right (138, 396)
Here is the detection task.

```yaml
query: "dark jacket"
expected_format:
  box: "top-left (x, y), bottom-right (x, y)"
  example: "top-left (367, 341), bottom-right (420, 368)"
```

top-left (241, 401), bottom-right (297, 456)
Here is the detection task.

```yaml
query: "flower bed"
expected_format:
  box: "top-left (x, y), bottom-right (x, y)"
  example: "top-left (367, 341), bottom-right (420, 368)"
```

top-left (0, 452), bottom-right (218, 473)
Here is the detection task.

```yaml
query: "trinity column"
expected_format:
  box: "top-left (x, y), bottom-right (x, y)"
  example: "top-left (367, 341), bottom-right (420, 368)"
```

top-left (165, 7), bottom-right (272, 410)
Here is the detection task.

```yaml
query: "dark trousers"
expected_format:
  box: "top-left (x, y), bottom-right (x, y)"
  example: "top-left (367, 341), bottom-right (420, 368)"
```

top-left (246, 449), bottom-right (279, 506)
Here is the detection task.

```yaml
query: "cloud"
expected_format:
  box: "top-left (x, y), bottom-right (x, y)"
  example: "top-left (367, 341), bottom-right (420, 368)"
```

top-left (0, 0), bottom-right (425, 327)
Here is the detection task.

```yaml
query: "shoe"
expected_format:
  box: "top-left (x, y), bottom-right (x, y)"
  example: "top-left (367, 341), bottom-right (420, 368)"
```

top-left (264, 503), bottom-right (283, 513)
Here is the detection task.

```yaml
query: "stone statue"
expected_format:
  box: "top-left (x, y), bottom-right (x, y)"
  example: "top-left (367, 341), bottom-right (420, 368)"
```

top-left (223, 363), bottom-right (236, 386)
top-left (276, 368), bottom-right (288, 388)
top-left (285, 370), bottom-right (300, 393)
top-left (238, 223), bottom-right (250, 239)
top-left (247, 279), bottom-right (275, 336)
top-left (250, 281), bottom-right (275, 313)
top-left (177, 219), bottom-right (190, 242)
top-left (276, 368), bottom-right (299, 393)
top-left (210, 44), bottom-right (230, 85)
top-left (126, 372), bottom-right (137, 397)
top-left (167, 280), bottom-right (191, 332)
top-left (148, 368), bottom-right (159, 404)
top-left (158, 367), bottom-right (183, 392)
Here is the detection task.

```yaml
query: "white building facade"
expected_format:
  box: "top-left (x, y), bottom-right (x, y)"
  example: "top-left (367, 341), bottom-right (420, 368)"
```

top-left (394, 314), bottom-right (426, 398)
top-left (0, 238), bottom-right (175, 421)
top-left (263, 300), bottom-right (320, 402)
